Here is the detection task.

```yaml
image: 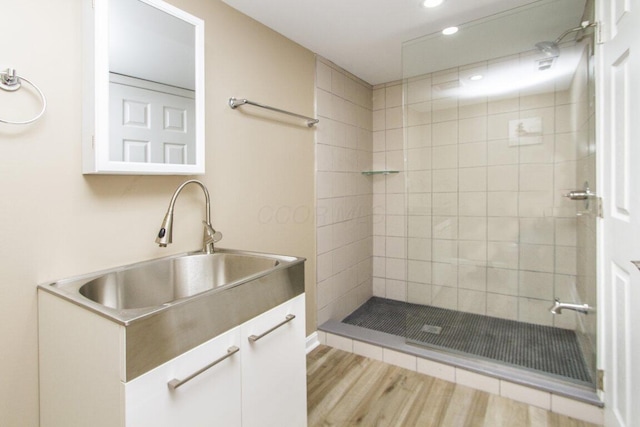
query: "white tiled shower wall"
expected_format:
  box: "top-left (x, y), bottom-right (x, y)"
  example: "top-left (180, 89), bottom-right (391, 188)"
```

top-left (372, 49), bottom-right (589, 329)
top-left (315, 45), bottom-right (593, 333)
top-left (315, 57), bottom-right (374, 326)
top-left (371, 82), bottom-right (408, 300)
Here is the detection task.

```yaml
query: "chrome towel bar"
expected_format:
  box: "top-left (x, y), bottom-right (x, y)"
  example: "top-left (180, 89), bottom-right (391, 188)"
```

top-left (229, 97), bottom-right (319, 127)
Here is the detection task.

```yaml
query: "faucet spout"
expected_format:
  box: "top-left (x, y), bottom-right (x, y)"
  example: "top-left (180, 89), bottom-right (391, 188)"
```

top-left (155, 180), bottom-right (222, 254)
top-left (549, 298), bottom-right (592, 315)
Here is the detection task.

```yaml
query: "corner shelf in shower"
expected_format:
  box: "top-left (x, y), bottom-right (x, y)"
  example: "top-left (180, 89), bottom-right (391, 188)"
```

top-left (361, 170), bottom-right (400, 176)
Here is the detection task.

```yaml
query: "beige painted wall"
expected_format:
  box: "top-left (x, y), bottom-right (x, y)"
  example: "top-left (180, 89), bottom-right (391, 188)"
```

top-left (0, 0), bottom-right (316, 424)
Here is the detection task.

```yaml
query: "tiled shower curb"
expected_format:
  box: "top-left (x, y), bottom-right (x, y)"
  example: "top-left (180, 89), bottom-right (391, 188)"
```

top-left (318, 320), bottom-right (603, 425)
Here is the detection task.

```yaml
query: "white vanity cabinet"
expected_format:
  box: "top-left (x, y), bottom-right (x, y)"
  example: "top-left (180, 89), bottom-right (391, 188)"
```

top-left (125, 294), bottom-right (307, 427)
top-left (241, 293), bottom-right (307, 427)
top-left (39, 291), bottom-right (306, 427)
top-left (124, 327), bottom-right (242, 426)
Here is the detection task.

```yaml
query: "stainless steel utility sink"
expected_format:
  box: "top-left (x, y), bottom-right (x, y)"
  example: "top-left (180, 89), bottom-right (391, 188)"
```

top-left (38, 248), bottom-right (305, 380)
top-left (78, 253), bottom-right (280, 310)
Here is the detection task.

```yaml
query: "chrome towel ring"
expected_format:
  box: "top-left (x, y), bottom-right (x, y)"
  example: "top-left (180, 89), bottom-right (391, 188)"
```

top-left (0, 68), bottom-right (47, 125)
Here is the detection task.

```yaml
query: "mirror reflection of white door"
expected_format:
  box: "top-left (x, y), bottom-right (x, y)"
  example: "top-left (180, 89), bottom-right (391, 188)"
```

top-left (598, 1), bottom-right (640, 426)
top-left (109, 74), bottom-right (196, 165)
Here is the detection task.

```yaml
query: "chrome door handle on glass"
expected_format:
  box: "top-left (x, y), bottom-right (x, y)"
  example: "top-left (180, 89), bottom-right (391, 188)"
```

top-left (563, 189), bottom-right (596, 200)
top-left (563, 182), bottom-right (603, 217)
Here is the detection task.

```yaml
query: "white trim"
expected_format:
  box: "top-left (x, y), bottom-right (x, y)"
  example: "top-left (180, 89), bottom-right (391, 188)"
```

top-left (306, 332), bottom-right (320, 354)
top-left (83, 0), bottom-right (205, 175)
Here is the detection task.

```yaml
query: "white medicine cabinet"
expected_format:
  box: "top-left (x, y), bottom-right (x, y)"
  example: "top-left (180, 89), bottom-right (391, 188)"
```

top-left (82, 0), bottom-right (205, 175)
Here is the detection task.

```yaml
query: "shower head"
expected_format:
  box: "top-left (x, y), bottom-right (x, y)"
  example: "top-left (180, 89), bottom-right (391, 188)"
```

top-left (535, 41), bottom-right (559, 57)
top-left (535, 20), bottom-right (597, 58)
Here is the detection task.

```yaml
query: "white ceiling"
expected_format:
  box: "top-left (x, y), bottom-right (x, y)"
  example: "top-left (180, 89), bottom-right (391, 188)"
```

top-left (220, 0), bottom-right (553, 85)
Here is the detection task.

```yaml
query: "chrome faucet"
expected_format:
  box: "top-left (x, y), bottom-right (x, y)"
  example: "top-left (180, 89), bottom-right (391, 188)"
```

top-left (155, 180), bottom-right (222, 254)
top-left (549, 298), bottom-right (592, 315)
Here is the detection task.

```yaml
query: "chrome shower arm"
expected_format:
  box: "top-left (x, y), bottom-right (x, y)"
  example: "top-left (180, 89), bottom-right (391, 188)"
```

top-left (554, 21), bottom-right (597, 44)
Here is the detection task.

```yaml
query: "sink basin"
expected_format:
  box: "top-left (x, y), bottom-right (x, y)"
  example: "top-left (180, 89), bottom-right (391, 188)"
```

top-left (39, 248), bottom-right (305, 380)
top-left (78, 253), bottom-right (280, 310)
top-left (39, 248), bottom-right (304, 324)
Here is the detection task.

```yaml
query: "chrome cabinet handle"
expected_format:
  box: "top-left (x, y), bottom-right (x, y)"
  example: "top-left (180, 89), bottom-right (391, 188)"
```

top-left (168, 345), bottom-right (239, 390)
top-left (248, 314), bottom-right (296, 343)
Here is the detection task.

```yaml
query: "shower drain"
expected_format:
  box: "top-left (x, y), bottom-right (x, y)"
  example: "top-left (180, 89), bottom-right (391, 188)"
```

top-left (421, 324), bottom-right (442, 335)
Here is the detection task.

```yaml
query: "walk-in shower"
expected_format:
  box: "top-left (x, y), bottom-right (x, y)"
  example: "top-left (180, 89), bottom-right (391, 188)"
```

top-left (395, 0), bottom-right (598, 389)
top-left (322, 0), bottom-right (599, 402)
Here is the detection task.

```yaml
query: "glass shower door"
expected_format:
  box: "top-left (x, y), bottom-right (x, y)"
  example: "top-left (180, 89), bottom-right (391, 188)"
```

top-left (402, 0), bottom-right (597, 387)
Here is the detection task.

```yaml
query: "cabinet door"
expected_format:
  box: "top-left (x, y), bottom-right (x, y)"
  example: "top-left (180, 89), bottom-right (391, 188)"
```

top-left (124, 327), bottom-right (242, 427)
top-left (240, 294), bottom-right (307, 427)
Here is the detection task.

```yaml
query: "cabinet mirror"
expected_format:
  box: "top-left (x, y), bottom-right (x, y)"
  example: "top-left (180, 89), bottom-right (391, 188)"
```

top-left (83, 0), bottom-right (205, 175)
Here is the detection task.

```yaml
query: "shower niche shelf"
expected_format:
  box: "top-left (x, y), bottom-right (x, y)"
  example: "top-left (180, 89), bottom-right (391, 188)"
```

top-left (361, 170), bottom-right (400, 176)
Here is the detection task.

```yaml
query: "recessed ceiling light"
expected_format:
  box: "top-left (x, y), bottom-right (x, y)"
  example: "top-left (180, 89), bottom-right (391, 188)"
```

top-left (442, 26), bottom-right (458, 35)
top-left (469, 74), bottom-right (483, 81)
top-left (421, 0), bottom-right (444, 8)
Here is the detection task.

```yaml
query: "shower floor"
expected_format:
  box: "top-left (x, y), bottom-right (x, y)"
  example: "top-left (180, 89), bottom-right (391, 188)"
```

top-left (342, 297), bottom-right (592, 384)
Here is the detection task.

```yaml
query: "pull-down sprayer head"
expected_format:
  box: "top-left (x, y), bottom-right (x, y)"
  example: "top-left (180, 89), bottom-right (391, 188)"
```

top-left (156, 211), bottom-right (174, 247)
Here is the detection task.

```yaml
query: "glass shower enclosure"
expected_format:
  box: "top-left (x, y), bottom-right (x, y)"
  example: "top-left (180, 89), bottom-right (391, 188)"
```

top-left (401, 0), bottom-right (597, 387)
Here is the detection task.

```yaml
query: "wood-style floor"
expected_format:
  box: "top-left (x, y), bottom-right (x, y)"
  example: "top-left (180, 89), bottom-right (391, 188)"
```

top-left (307, 345), bottom-right (600, 427)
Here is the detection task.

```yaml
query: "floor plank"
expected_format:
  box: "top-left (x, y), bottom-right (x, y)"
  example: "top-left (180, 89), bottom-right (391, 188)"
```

top-left (307, 346), bottom-right (601, 427)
